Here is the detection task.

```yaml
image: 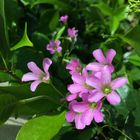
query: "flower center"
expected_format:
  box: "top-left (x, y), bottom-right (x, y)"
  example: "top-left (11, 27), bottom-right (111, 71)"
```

top-left (84, 83), bottom-right (94, 90)
top-left (76, 112), bottom-right (82, 116)
top-left (54, 46), bottom-right (57, 50)
top-left (39, 73), bottom-right (47, 82)
top-left (102, 86), bottom-right (112, 94)
top-left (75, 66), bottom-right (81, 73)
top-left (90, 102), bottom-right (97, 108)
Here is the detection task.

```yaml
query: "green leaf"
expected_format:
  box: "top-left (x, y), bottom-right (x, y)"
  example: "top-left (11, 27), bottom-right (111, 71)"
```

top-left (93, 2), bottom-right (113, 16)
top-left (0, 94), bottom-right (17, 124)
top-left (55, 26), bottom-right (66, 40)
top-left (0, 71), bottom-right (12, 82)
top-left (10, 23), bottom-right (33, 51)
top-left (110, 16), bottom-right (120, 35)
top-left (33, 0), bottom-right (68, 7)
top-left (125, 52), bottom-right (140, 66)
top-left (32, 32), bottom-right (49, 51)
top-left (121, 25), bottom-right (140, 56)
top-left (49, 11), bottom-right (59, 31)
top-left (16, 111), bottom-right (66, 140)
top-left (38, 10), bottom-right (59, 33)
top-left (114, 5), bottom-right (130, 21)
top-left (0, 83), bottom-right (64, 116)
top-left (128, 68), bottom-right (140, 82)
top-left (118, 0), bottom-right (125, 5)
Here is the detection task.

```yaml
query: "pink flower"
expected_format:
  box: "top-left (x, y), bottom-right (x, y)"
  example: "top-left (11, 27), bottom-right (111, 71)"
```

top-left (46, 40), bottom-right (62, 54)
top-left (86, 49), bottom-right (116, 73)
top-left (60, 15), bottom-right (68, 23)
top-left (66, 59), bottom-right (82, 75)
top-left (67, 27), bottom-right (78, 38)
top-left (22, 58), bottom-right (52, 92)
top-left (66, 100), bottom-right (103, 129)
top-left (72, 101), bottom-right (104, 125)
top-left (86, 66), bottom-right (128, 105)
top-left (67, 69), bottom-right (94, 101)
top-left (66, 100), bottom-right (86, 129)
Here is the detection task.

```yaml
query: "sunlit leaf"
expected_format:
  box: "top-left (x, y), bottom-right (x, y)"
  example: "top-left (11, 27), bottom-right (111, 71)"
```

top-left (10, 23), bottom-right (33, 51)
top-left (16, 111), bottom-right (66, 140)
top-left (55, 26), bottom-right (66, 40)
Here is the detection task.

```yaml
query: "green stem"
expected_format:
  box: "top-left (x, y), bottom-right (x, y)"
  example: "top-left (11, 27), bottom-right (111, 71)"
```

top-left (0, 51), bottom-right (8, 70)
top-left (93, 122), bottom-right (108, 140)
top-left (102, 125), bottom-right (133, 140)
top-left (19, 95), bottom-right (60, 105)
top-left (50, 82), bottom-right (64, 97)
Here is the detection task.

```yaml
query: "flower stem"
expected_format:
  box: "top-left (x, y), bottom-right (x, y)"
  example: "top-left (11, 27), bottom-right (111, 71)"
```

top-left (50, 82), bottom-right (64, 97)
top-left (0, 51), bottom-right (8, 70)
top-left (19, 95), bottom-right (60, 105)
top-left (102, 125), bottom-right (133, 140)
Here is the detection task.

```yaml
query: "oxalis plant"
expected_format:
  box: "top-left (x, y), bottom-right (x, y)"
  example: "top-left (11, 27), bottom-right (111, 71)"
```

top-left (0, 0), bottom-right (140, 140)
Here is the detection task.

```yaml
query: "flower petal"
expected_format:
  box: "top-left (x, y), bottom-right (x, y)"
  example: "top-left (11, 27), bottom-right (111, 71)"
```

top-left (72, 102), bottom-right (88, 113)
top-left (81, 109), bottom-right (94, 125)
top-left (56, 40), bottom-right (61, 46)
top-left (22, 72), bottom-right (39, 82)
top-left (82, 68), bottom-right (89, 78)
top-left (27, 62), bottom-right (43, 75)
top-left (108, 64), bottom-right (114, 73)
top-left (92, 49), bottom-right (106, 63)
top-left (86, 62), bottom-right (104, 72)
top-left (88, 92), bottom-right (104, 102)
top-left (68, 84), bottom-right (84, 94)
top-left (72, 73), bottom-right (84, 84)
top-left (111, 77), bottom-right (128, 90)
top-left (66, 59), bottom-right (80, 70)
top-left (93, 109), bottom-right (104, 123)
top-left (86, 76), bottom-right (101, 90)
top-left (57, 46), bottom-right (62, 53)
top-left (106, 91), bottom-right (121, 105)
top-left (101, 66), bottom-right (111, 85)
top-left (106, 49), bottom-right (116, 63)
top-left (43, 58), bottom-right (52, 73)
top-left (66, 94), bottom-right (78, 101)
top-left (66, 111), bottom-right (75, 122)
top-left (96, 101), bottom-right (102, 110)
top-left (30, 80), bottom-right (41, 92)
top-left (75, 115), bottom-right (85, 129)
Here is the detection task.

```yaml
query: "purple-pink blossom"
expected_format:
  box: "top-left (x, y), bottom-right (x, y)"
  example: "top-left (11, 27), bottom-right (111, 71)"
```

top-left (65, 48), bottom-right (128, 129)
top-left (86, 66), bottom-right (128, 105)
top-left (22, 58), bottom-right (52, 92)
top-left (67, 69), bottom-right (94, 101)
top-left (86, 49), bottom-right (116, 73)
top-left (66, 59), bottom-right (82, 75)
top-left (67, 27), bottom-right (78, 38)
top-left (60, 15), bottom-right (68, 23)
top-left (66, 100), bottom-right (86, 129)
top-left (46, 40), bottom-right (62, 54)
top-left (66, 100), bottom-right (103, 129)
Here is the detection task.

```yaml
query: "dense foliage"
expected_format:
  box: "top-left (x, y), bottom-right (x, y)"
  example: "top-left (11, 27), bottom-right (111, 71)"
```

top-left (0, 0), bottom-right (140, 139)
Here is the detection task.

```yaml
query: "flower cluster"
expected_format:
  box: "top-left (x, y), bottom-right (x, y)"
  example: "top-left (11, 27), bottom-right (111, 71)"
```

top-left (66, 48), bottom-right (128, 129)
top-left (46, 15), bottom-right (78, 54)
top-left (21, 15), bottom-right (128, 130)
